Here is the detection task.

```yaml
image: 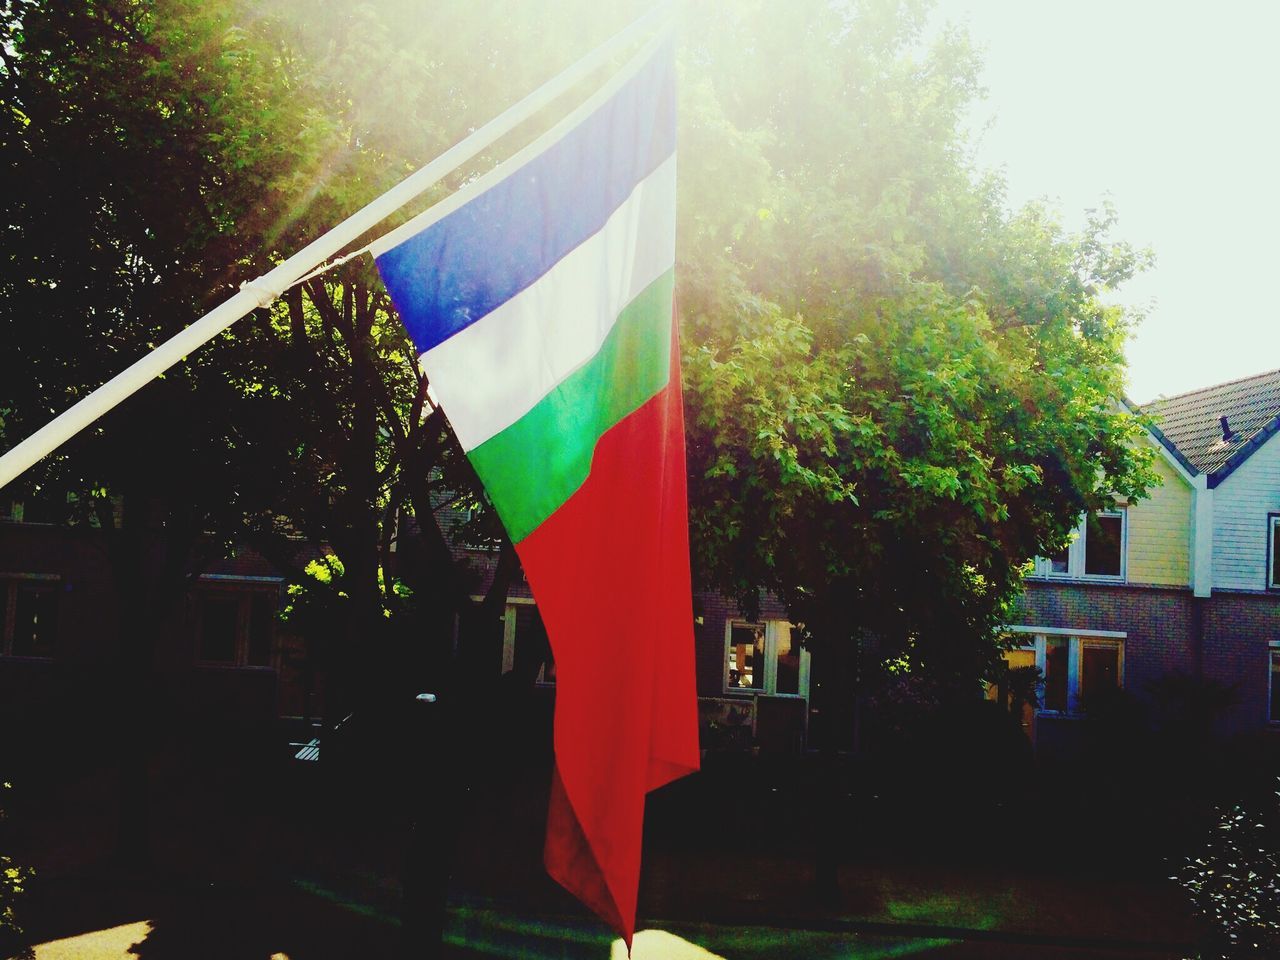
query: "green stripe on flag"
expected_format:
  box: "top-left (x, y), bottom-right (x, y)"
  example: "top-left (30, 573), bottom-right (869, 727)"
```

top-left (469, 269), bottom-right (675, 543)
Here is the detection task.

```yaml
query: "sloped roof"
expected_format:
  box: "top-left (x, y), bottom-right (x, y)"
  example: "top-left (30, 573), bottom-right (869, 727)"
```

top-left (1144, 367), bottom-right (1280, 486)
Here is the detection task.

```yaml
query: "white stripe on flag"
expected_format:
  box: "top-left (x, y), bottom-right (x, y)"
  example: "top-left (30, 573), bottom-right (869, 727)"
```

top-left (421, 154), bottom-right (676, 453)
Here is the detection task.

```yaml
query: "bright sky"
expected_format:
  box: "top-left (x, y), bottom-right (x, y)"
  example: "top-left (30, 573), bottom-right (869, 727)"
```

top-left (933, 1), bottom-right (1280, 403)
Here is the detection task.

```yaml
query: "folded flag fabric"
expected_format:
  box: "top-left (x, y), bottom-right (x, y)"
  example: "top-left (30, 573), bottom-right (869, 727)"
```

top-left (371, 35), bottom-right (699, 947)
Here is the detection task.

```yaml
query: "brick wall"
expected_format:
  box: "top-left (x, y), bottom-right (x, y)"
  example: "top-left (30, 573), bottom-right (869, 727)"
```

top-left (1015, 580), bottom-right (1280, 736)
top-left (1012, 581), bottom-right (1200, 699)
top-left (1202, 592), bottom-right (1280, 731)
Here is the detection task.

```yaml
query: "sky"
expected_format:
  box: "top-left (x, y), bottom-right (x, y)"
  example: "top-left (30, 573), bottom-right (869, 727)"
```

top-left (931, 1), bottom-right (1280, 403)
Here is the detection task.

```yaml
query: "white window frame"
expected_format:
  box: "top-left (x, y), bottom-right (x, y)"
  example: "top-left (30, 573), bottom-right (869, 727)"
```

top-left (0, 574), bottom-right (60, 660)
top-left (499, 598), bottom-right (555, 685)
top-left (1006, 626), bottom-right (1126, 716)
top-left (1267, 514), bottom-right (1280, 591)
top-left (1032, 509), bottom-right (1127, 583)
top-left (722, 620), bottom-right (811, 699)
top-left (1269, 641), bottom-right (1280, 725)
top-left (192, 578), bottom-right (281, 670)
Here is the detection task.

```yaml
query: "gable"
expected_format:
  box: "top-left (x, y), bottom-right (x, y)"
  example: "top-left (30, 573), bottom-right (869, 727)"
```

top-left (1126, 430), bottom-right (1194, 587)
top-left (1211, 428), bottom-right (1280, 592)
top-left (1145, 368), bottom-right (1280, 483)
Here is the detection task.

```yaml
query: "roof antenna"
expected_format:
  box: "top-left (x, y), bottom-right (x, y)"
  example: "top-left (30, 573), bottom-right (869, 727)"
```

top-left (1220, 416), bottom-right (1235, 441)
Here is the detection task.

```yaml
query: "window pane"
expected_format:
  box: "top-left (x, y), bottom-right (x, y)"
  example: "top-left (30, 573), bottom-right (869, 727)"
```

top-left (727, 625), bottom-right (764, 690)
top-left (1044, 637), bottom-right (1068, 712)
top-left (1006, 649), bottom-right (1037, 671)
top-left (1271, 652), bottom-right (1280, 723)
top-left (1085, 514), bottom-right (1123, 576)
top-left (513, 605), bottom-right (555, 684)
top-left (247, 593), bottom-right (275, 666)
top-left (9, 491), bottom-right (66, 524)
top-left (1048, 548), bottom-right (1069, 574)
top-left (1080, 643), bottom-right (1121, 702)
top-left (1270, 518), bottom-right (1279, 589)
top-left (986, 648), bottom-right (1036, 702)
top-left (774, 623), bottom-right (800, 695)
top-left (199, 595), bottom-right (239, 663)
top-left (12, 585), bottom-right (57, 657)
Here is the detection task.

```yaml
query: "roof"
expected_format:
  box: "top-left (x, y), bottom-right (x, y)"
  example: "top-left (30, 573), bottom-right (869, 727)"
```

top-left (1143, 367), bottom-right (1280, 487)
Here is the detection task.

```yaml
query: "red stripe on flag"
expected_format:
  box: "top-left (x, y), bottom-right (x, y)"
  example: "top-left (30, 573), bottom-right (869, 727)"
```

top-left (516, 313), bottom-right (699, 946)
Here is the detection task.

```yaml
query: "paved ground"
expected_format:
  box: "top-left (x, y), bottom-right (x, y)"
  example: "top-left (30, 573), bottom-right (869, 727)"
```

top-left (13, 847), bottom-right (1195, 960)
top-left (3, 748), bottom-right (1205, 959)
top-left (20, 877), bottom-right (1190, 960)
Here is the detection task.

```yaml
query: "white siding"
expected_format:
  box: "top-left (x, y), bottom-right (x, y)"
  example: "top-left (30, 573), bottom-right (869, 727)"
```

top-left (1213, 431), bottom-right (1280, 591)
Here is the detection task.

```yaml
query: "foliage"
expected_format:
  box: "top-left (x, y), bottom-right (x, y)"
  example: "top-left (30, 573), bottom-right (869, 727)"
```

top-left (0, 783), bottom-right (33, 960)
top-left (677, 0), bottom-right (1158, 701)
top-left (1, 0), bottom-right (1158, 720)
top-left (1175, 782), bottom-right (1280, 959)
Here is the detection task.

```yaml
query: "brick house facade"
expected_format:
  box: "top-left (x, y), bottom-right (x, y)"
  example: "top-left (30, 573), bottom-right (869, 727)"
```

top-left (1010, 368), bottom-right (1280, 743)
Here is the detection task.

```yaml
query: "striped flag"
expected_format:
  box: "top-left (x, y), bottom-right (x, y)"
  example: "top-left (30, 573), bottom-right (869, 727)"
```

top-left (371, 35), bottom-right (698, 945)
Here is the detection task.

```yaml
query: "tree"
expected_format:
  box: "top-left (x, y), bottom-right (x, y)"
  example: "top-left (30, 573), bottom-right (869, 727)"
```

top-left (668, 0), bottom-right (1158, 897)
top-left (2, 0), bottom-right (1158, 930)
top-left (0, 0), bottom-right (361, 866)
top-left (677, 0), bottom-right (1155, 705)
top-left (0, 3), bottom-right (654, 928)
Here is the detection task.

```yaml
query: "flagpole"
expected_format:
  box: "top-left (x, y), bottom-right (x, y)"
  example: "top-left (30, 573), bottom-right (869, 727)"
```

top-left (0, 5), bottom-right (674, 490)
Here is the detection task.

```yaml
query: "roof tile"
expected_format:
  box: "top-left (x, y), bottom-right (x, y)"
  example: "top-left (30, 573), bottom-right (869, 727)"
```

top-left (1144, 367), bottom-right (1280, 479)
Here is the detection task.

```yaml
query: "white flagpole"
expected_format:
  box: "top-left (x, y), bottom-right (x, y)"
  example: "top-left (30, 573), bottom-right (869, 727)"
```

top-left (0, 5), bottom-right (674, 490)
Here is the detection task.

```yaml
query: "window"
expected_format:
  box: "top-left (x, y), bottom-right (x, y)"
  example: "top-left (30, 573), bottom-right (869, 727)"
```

top-left (1006, 629), bottom-right (1124, 715)
top-left (723, 620), bottom-right (810, 698)
top-left (1, 578), bottom-right (59, 658)
top-left (1079, 638), bottom-right (1122, 702)
top-left (460, 505), bottom-right (501, 552)
top-left (726, 623), bottom-right (764, 690)
top-left (4, 496), bottom-right (63, 525)
top-left (1270, 644), bottom-right (1280, 724)
top-left (192, 585), bottom-right (277, 667)
top-left (1033, 510), bottom-right (1126, 581)
top-left (986, 646), bottom-right (1038, 733)
top-left (1268, 514), bottom-right (1279, 591)
top-left (500, 600), bottom-right (555, 684)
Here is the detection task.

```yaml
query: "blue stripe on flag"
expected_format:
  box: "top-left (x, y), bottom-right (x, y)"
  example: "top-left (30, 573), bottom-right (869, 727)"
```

top-left (375, 41), bottom-right (675, 355)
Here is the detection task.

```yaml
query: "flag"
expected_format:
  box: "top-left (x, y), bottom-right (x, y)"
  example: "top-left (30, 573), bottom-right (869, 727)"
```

top-left (371, 35), bottom-right (698, 946)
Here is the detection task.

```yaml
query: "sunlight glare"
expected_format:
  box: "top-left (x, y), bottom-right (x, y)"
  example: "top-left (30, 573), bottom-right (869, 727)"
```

top-left (34, 919), bottom-right (154, 960)
top-left (610, 929), bottom-right (726, 960)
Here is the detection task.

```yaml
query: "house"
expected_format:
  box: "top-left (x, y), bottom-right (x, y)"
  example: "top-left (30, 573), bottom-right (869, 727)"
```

top-left (12, 369), bottom-right (1275, 762)
top-left (0, 500), bottom-right (319, 764)
top-left (444, 491), bottom-right (814, 755)
top-left (1010, 367), bottom-right (1280, 745)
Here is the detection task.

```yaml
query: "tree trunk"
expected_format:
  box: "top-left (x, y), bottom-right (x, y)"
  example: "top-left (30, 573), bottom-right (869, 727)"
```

top-left (107, 479), bottom-right (196, 876)
top-left (810, 624), bottom-right (858, 906)
top-left (399, 540), bottom-right (515, 959)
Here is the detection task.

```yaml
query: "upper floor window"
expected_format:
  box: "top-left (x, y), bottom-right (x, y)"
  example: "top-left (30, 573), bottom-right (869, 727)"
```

top-left (1033, 510), bottom-right (1127, 581)
top-left (192, 584), bottom-right (278, 668)
top-left (4, 498), bottom-right (62, 525)
top-left (5, 493), bottom-right (116, 528)
top-left (1, 577), bottom-right (59, 659)
top-left (459, 505), bottom-right (502, 552)
top-left (724, 620), bottom-right (809, 698)
top-left (1268, 514), bottom-right (1279, 591)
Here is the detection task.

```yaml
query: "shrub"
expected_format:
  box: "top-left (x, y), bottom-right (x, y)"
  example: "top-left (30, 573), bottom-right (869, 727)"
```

top-left (0, 782), bottom-right (34, 960)
top-left (1174, 780), bottom-right (1280, 958)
